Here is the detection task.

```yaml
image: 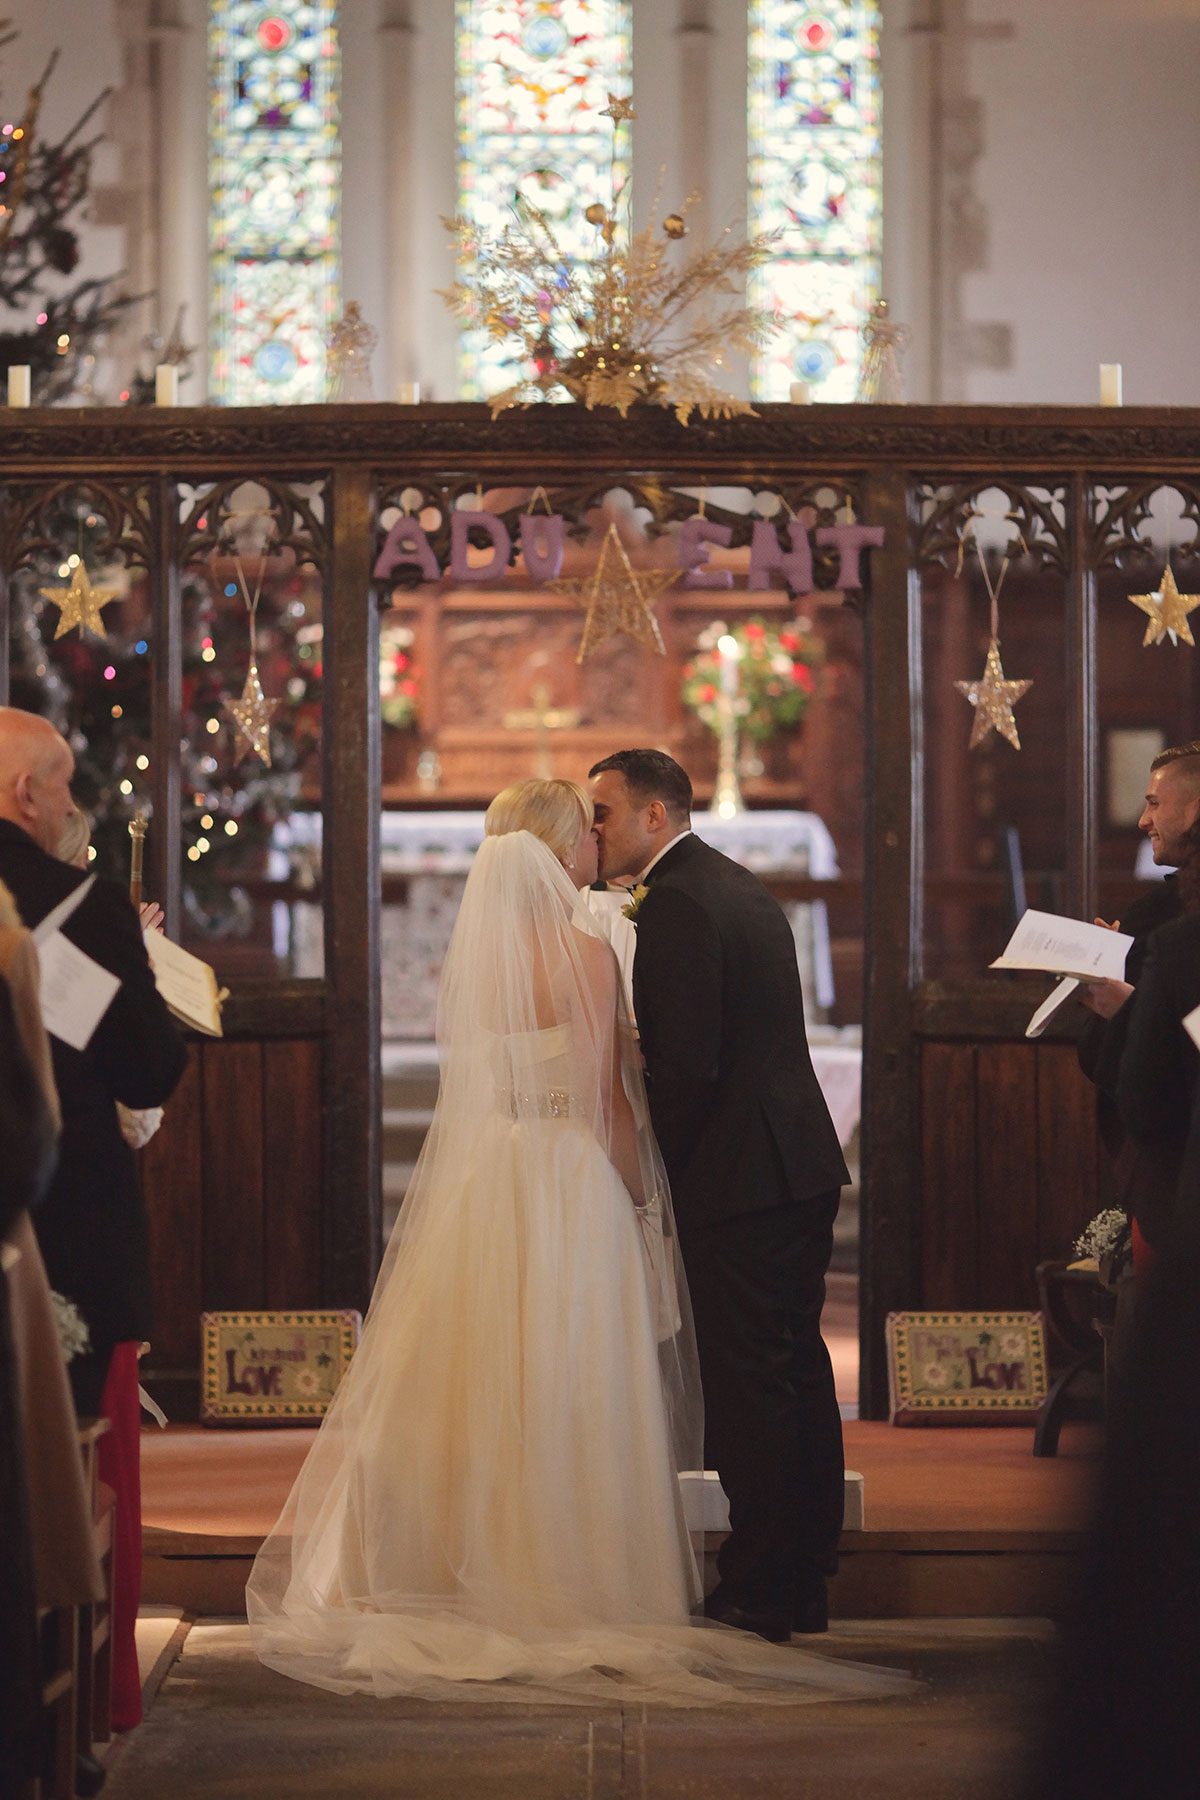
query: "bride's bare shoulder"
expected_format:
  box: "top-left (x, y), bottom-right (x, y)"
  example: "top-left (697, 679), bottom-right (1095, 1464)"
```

top-left (569, 919), bottom-right (620, 980)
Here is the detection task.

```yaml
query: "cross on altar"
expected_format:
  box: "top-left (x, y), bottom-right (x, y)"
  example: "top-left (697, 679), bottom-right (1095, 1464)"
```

top-left (501, 683), bottom-right (581, 779)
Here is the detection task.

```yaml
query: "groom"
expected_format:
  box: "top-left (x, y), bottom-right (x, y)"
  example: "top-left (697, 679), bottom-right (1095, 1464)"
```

top-left (589, 749), bottom-right (849, 1642)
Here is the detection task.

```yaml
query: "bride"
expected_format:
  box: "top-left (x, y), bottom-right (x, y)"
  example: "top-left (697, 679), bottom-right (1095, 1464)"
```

top-left (248, 779), bottom-right (910, 1707)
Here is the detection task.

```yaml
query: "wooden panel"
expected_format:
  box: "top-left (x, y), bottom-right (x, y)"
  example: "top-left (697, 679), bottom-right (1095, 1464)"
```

top-left (262, 1038), bottom-right (323, 1308)
top-left (200, 1040), bottom-right (265, 1310)
top-left (140, 1048), bottom-right (204, 1370)
top-left (914, 979), bottom-right (1080, 1041)
top-left (1036, 1043), bottom-right (1101, 1265)
top-left (975, 1043), bottom-right (1040, 1310)
top-left (323, 464), bottom-right (381, 1311)
top-left (216, 980), bottom-right (326, 1039)
top-left (919, 1043), bottom-right (979, 1308)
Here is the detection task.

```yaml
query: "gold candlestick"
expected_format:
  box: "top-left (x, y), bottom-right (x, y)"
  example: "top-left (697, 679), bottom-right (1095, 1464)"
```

top-left (710, 695), bottom-right (745, 819)
top-left (129, 811), bottom-right (147, 908)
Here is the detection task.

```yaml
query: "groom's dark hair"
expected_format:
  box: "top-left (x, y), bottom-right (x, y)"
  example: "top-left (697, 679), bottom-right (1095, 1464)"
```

top-left (589, 749), bottom-right (693, 822)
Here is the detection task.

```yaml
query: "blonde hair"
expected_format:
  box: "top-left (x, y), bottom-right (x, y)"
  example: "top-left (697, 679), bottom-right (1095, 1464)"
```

top-left (484, 778), bottom-right (592, 862)
top-left (57, 805), bottom-right (92, 870)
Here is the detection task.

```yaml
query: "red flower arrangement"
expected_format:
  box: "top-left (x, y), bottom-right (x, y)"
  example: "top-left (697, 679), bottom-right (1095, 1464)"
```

top-left (681, 616), bottom-right (820, 743)
top-left (380, 622), bottom-right (419, 729)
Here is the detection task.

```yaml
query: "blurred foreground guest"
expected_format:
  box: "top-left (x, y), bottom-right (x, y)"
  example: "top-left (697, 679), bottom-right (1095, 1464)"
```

top-left (57, 803), bottom-right (168, 1733)
top-left (0, 707), bottom-right (185, 1734)
top-left (1038, 893), bottom-right (1200, 1794)
top-left (1, 879), bottom-right (102, 1789)
top-left (1035, 1182), bottom-right (1200, 1796)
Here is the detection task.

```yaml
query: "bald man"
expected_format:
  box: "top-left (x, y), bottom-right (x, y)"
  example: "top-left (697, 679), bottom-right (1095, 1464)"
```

top-left (0, 707), bottom-right (185, 1416)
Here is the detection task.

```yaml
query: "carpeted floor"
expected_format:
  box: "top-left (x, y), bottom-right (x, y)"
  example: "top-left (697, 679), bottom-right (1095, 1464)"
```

top-left (106, 1618), bottom-right (1057, 1800)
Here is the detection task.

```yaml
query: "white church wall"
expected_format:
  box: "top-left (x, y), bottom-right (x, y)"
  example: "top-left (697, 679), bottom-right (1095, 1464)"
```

top-left (950, 0), bottom-right (1200, 405)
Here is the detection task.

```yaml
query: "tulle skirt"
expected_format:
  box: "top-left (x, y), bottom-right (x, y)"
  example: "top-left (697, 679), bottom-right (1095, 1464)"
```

top-left (247, 1118), bottom-right (913, 1707)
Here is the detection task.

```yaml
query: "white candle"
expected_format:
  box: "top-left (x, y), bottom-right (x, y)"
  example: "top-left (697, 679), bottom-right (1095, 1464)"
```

top-left (155, 364), bottom-right (179, 407)
top-left (717, 632), bottom-right (741, 698)
top-left (789, 380), bottom-right (810, 405)
top-left (1099, 363), bottom-right (1123, 406)
top-left (396, 382), bottom-right (421, 404)
top-left (7, 365), bottom-right (31, 407)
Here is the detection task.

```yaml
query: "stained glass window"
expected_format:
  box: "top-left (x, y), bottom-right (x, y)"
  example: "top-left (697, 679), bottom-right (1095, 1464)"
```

top-left (748, 2), bottom-right (881, 401)
top-left (455, 0), bottom-right (632, 399)
top-left (209, 2), bottom-right (341, 405)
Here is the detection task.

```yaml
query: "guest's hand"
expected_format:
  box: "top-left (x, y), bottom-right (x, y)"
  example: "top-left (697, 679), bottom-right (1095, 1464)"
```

top-left (1080, 978), bottom-right (1134, 1018)
top-left (1093, 917), bottom-right (1122, 931)
top-left (139, 901), bottom-right (164, 934)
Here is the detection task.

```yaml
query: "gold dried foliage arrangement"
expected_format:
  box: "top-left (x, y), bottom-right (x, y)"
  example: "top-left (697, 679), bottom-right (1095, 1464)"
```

top-left (440, 95), bottom-right (780, 425)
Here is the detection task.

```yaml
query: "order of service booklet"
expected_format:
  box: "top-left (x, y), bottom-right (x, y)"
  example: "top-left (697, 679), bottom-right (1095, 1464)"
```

top-left (990, 910), bottom-right (1134, 1039)
top-left (144, 929), bottom-right (226, 1036)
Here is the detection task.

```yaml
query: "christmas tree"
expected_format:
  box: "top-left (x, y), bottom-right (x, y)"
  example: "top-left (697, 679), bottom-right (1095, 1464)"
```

top-left (0, 26), bottom-right (138, 399)
top-left (7, 490), bottom-right (323, 954)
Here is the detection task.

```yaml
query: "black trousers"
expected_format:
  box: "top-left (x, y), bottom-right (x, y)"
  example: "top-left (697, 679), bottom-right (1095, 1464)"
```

top-left (680, 1192), bottom-right (844, 1607)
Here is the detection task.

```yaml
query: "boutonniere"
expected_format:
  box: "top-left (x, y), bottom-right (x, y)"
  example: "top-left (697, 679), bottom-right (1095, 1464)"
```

top-left (621, 883), bottom-right (650, 922)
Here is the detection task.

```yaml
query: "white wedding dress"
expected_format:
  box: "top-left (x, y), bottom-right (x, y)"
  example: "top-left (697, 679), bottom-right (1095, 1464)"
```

top-left (248, 831), bottom-right (911, 1707)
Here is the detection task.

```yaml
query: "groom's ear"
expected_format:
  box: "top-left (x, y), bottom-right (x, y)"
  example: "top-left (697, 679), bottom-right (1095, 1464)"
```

top-left (645, 798), bottom-right (669, 831)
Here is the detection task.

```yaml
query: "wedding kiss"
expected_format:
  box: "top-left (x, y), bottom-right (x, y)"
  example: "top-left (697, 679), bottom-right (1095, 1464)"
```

top-left (248, 750), bottom-right (912, 1707)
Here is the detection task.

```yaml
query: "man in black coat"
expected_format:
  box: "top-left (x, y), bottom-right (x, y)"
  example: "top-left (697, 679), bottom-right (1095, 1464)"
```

top-left (0, 707), bottom-right (185, 1415)
top-left (590, 749), bottom-right (849, 1642)
top-left (1077, 743), bottom-right (1196, 1248)
top-left (1116, 909), bottom-right (1200, 1217)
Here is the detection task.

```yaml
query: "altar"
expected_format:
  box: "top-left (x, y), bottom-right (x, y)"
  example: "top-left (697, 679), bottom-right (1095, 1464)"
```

top-left (278, 806), bottom-right (842, 1039)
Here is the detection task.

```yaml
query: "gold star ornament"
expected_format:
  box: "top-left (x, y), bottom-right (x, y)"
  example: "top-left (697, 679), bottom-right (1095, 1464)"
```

top-left (224, 661), bottom-right (279, 765)
top-left (599, 92), bottom-right (636, 123)
top-left (955, 638), bottom-right (1033, 750)
top-left (1128, 564), bottom-right (1200, 647)
top-left (548, 523), bottom-right (673, 663)
top-left (39, 565), bottom-right (122, 640)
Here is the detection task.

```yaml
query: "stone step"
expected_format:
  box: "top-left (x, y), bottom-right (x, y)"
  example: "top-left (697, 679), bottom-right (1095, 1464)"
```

top-left (383, 1094), bottom-right (433, 1123)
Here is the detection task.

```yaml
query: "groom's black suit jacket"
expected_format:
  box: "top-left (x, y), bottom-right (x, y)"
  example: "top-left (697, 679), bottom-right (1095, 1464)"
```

top-left (632, 832), bottom-right (849, 1229)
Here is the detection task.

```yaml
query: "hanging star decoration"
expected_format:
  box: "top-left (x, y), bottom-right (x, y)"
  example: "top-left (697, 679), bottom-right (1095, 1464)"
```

top-left (1128, 563), bottom-right (1200, 647)
top-left (225, 660), bottom-right (279, 766)
top-left (39, 563), bottom-right (123, 640)
top-left (548, 522), bottom-right (674, 663)
top-left (599, 91), bottom-right (636, 123)
top-left (955, 639), bottom-right (1033, 750)
top-left (220, 518), bottom-right (280, 764)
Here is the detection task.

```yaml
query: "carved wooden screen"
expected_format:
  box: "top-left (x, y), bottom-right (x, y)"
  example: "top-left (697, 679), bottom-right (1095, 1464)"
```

top-left (4, 403), bottom-right (1200, 1415)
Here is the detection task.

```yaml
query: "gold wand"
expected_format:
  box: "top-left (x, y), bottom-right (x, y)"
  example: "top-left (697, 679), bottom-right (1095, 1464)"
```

top-left (129, 811), bottom-right (147, 908)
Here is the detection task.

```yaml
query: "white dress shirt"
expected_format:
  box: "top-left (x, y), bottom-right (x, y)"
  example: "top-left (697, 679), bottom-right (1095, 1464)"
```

top-left (638, 829), bottom-right (692, 882)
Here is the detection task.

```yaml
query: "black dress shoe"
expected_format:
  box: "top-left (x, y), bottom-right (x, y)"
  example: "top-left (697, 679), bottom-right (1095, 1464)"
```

top-left (703, 1591), bottom-right (792, 1644)
top-left (75, 1752), bottom-right (108, 1796)
top-left (792, 1579), bottom-right (829, 1635)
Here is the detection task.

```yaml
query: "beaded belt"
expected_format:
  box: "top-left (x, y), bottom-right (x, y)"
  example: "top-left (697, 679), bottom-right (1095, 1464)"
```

top-left (500, 1088), bottom-right (575, 1120)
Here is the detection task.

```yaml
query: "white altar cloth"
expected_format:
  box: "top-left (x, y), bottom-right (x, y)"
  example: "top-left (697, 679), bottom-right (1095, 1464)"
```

top-left (279, 808), bottom-right (838, 877)
top-left (807, 1044), bottom-right (863, 1149)
top-left (278, 809), bottom-right (841, 1037)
